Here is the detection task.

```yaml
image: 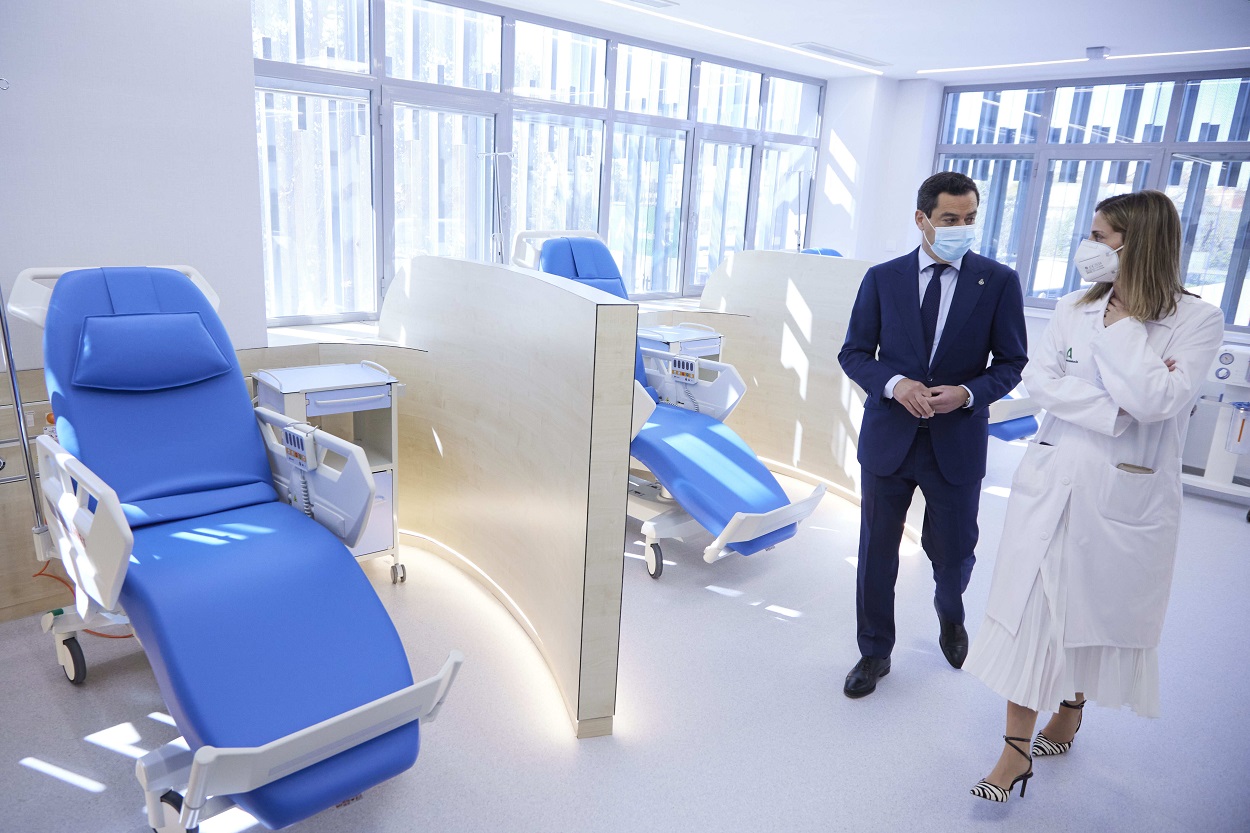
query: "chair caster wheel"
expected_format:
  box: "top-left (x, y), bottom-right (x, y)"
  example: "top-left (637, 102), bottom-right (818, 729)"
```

top-left (645, 543), bottom-right (663, 579)
top-left (152, 790), bottom-right (198, 833)
top-left (391, 563), bottom-right (407, 583)
top-left (60, 635), bottom-right (86, 685)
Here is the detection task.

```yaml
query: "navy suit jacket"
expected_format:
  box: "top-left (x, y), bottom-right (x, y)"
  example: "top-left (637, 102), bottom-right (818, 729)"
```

top-left (838, 248), bottom-right (1027, 485)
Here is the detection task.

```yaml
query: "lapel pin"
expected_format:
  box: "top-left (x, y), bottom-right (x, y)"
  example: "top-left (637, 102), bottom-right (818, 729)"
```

top-left (978, 278), bottom-right (985, 285)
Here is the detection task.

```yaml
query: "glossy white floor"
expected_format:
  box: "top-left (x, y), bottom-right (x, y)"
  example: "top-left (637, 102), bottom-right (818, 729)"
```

top-left (3, 439), bottom-right (1247, 833)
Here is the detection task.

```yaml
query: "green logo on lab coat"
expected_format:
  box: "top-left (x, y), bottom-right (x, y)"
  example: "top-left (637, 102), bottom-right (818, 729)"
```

top-left (1064, 347), bottom-right (1078, 363)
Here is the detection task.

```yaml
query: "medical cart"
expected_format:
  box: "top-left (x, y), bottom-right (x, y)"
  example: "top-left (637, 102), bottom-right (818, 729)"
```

top-left (254, 362), bottom-right (407, 581)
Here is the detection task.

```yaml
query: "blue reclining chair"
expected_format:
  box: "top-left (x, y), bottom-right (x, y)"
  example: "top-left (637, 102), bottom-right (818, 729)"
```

top-left (536, 237), bottom-right (824, 579)
top-left (18, 266), bottom-right (460, 831)
top-left (800, 247), bottom-right (843, 257)
top-left (987, 388), bottom-right (1040, 442)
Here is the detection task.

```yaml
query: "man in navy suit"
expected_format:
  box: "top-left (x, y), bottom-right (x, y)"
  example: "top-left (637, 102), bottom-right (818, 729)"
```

top-left (838, 172), bottom-right (1027, 698)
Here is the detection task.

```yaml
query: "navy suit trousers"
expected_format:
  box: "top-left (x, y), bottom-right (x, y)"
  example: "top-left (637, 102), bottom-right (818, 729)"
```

top-left (856, 428), bottom-right (980, 659)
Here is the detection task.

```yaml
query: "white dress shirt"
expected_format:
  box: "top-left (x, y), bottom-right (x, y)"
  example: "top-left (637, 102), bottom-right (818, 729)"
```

top-left (884, 248), bottom-right (974, 407)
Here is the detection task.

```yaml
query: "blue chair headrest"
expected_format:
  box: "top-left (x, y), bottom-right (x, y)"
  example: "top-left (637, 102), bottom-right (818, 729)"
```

top-left (536, 237), bottom-right (657, 400)
top-left (44, 267), bottom-right (277, 527)
top-left (74, 312), bottom-right (232, 391)
top-left (800, 247), bottom-right (843, 257)
top-left (538, 237), bottom-right (630, 301)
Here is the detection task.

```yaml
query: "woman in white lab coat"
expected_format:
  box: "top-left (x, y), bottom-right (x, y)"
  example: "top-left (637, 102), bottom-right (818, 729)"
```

top-left (964, 190), bottom-right (1225, 802)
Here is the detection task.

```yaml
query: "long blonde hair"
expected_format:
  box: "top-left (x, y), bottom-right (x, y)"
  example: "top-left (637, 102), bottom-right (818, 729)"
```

top-left (1079, 190), bottom-right (1188, 321)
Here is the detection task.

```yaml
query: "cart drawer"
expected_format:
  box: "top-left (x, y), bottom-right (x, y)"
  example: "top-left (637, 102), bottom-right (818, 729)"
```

top-left (305, 385), bottom-right (391, 417)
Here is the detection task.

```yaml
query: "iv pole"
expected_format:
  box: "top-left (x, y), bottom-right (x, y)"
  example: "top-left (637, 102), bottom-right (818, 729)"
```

top-left (0, 280), bottom-right (50, 552)
top-left (0, 76), bottom-right (47, 549)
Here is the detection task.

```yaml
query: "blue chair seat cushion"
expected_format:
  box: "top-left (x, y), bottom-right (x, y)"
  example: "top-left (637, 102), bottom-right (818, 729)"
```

top-left (988, 414), bottom-right (1038, 442)
top-left (120, 501), bottom-right (418, 829)
top-left (123, 482), bottom-right (278, 528)
top-left (630, 403), bottom-right (796, 555)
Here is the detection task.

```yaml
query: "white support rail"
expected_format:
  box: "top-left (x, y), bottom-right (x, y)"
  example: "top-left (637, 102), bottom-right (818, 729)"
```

top-left (170, 651), bottom-right (464, 829)
top-left (10, 265), bottom-right (218, 329)
top-left (35, 436), bottom-right (134, 617)
top-left (255, 407), bottom-right (376, 548)
top-left (640, 347), bottom-right (747, 422)
top-left (702, 484), bottom-right (826, 563)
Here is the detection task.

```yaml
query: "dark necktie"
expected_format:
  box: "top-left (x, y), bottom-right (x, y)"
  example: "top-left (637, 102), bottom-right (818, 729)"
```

top-left (921, 263), bottom-right (947, 360)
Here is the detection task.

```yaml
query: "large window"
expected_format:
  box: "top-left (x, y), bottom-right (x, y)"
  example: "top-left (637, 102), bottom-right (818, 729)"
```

top-left (392, 106), bottom-right (495, 272)
top-left (937, 154), bottom-right (1034, 272)
top-left (615, 44), bottom-right (690, 118)
top-left (385, 0), bottom-right (501, 89)
top-left (514, 21), bottom-right (606, 107)
top-left (512, 113), bottom-right (604, 234)
top-left (755, 144), bottom-right (816, 251)
top-left (608, 125), bottom-right (686, 294)
top-left (936, 71), bottom-right (1250, 330)
top-left (697, 63), bottom-right (761, 129)
top-left (255, 88), bottom-right (377, 319)
top-left (254, 1), bottom-right (823, 319)
top-left (1167, 154), bottom-right (1250, 325)
top-left (253, 0), bottom-right (370, 72)
top-left (690, 142), bottom-right (751, 287)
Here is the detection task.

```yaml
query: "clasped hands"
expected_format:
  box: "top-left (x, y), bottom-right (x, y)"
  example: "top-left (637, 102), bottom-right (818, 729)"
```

top-left (893, 379), bottom-right (968, 419)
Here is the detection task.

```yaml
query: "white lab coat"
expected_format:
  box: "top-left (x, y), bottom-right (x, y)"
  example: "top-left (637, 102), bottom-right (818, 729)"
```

top-left (983, 290), bottom-right (1224, 649)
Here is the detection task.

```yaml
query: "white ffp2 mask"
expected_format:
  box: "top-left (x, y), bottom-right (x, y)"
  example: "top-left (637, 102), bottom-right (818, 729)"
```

top-left (1073, 238), bottom-right (1123, 283)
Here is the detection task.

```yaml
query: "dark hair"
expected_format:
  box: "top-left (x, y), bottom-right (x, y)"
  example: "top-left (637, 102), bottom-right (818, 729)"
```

top-left (917, 172), bottom-right (980, 216)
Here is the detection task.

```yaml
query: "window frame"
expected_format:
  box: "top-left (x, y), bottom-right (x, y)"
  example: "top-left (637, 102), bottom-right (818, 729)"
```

top-left (254, 0), bottom-right (825, 321)
top-left (935, 67), bottom-right (1250, 331)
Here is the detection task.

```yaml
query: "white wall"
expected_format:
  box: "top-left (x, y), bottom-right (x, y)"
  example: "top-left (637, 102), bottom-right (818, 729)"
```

top-left (809, 77), bottom-right (943, 265)
top-left (0, 0), bottom-right (267, 368)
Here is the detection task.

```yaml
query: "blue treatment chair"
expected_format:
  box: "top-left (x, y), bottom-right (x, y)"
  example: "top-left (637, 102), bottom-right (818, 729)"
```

top-left (988, 388), bottom-right (1040, 442)
top-left (800, 247), bottom-right (843, 257)
top-left (536, 238), bottom-right (824, 579)
top-left (18, 266), bottom-right (460, 832)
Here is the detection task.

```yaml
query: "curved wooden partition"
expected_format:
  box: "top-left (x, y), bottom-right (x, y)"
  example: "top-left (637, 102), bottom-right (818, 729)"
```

top-left (376, 256), bottom-right (635, 738)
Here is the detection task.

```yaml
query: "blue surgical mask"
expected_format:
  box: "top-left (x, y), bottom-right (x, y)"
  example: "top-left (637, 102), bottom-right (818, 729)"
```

top-left (923, 216), bottom-right (978, 262)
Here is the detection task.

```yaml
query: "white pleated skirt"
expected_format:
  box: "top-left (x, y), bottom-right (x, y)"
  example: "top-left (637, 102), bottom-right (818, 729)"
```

top-left (965, 506), bottom-right (1161, 718)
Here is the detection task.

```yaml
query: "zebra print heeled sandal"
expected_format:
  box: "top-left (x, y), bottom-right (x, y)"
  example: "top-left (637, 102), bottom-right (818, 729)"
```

top-left (1032, 699), bottom-right (1086, 757)
top-left (970, 736), bottom-right (1033, 802)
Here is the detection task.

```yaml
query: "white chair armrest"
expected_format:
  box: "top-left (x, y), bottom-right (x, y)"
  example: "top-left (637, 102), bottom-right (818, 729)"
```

top-left (254, 407), bottom-right (376, 547)
top-left (35, 436), bottom-right (134, 616)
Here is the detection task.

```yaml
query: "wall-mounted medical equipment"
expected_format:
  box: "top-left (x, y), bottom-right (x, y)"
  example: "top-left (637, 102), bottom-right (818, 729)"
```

top-left (9, 265), bottom-right (460, 832)
top-left (530, 234), bottom-right (824, 579)
top-left (255, 361), bottom-right (405, 582)
top-left (1181, 344), bottom-right (1250, 521)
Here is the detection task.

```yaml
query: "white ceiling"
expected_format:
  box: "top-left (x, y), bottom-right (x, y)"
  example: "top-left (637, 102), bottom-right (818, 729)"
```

top-left (508, 0), bottom-right (1250, 83)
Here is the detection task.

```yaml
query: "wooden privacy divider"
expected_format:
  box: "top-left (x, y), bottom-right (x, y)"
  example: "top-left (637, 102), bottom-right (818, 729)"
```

top-left (378, 256), bottom-right (635, 738)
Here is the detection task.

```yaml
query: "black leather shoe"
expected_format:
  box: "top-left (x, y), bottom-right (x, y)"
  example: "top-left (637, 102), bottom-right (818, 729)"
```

top-left (938, 618), bottom-right (969, 669)
top-left (843, 656), bottom-right (891, 698)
